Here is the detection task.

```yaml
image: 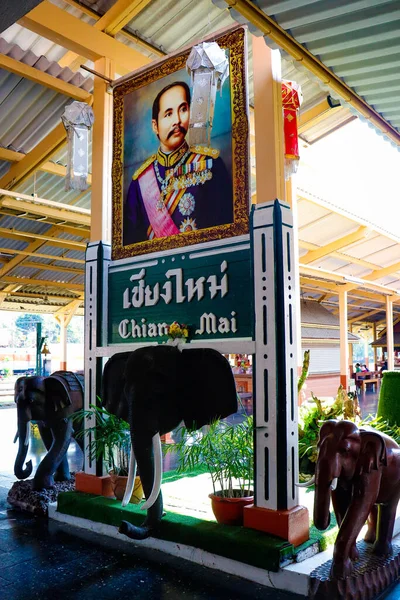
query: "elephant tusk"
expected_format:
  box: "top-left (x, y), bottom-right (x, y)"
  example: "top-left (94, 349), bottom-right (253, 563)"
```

top-left (25, 424), bottom-right (30, 446)
top-left (121, 444), bottom-right (137, 507)
top-left (141, 433), bottom-right (162, 511)
top-left (295, 475), bottom-right (315, 487)
top-left (331, 477), bottom-right (338, 491)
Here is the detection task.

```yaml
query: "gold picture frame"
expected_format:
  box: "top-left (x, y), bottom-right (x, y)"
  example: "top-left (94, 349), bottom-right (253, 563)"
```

top-left (112, 26), bottom-right (249, 260)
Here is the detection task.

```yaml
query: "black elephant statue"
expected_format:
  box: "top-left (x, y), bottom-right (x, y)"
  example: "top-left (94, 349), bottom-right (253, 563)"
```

top-left (14, 371), bottom-right (84, 491)
top-left (101, 345), bottom-right (238, 540)
top-left (299, 419), bottom-right (400, 579)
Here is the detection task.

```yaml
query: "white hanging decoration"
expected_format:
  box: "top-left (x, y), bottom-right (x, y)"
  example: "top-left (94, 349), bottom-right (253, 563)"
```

top-left (186, 41), bottom-right (229, 146)
top-left (61, 101), bottom-right (94, 191)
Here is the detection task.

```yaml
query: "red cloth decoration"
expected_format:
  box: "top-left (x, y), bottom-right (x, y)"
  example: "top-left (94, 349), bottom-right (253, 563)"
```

top-left (282, 80), bottom-right (302, 178)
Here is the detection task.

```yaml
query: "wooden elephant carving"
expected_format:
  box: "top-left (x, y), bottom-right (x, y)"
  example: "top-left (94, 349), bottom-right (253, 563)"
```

top-left (306, 419), bottom-right (400, 579)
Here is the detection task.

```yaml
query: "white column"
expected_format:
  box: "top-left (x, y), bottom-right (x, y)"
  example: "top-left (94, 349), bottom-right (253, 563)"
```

top-left (339, 290), bottom-right (348, 389)
top-left (386, 296), bottom-right (394, 370)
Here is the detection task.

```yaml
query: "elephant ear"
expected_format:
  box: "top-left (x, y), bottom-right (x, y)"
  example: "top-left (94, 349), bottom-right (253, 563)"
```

top-left (45, 375), bottom-right (72, 411)
top-left (358, 431), bottom-right (387, 474)
top-left (317, 420), bottom-right (338, 445)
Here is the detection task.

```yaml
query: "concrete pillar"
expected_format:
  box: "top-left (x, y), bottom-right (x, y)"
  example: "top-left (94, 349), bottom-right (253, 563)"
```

top-left (339, 290), bottom-right (348, 389)
top-left (386, 297), bottom-right (394, 370)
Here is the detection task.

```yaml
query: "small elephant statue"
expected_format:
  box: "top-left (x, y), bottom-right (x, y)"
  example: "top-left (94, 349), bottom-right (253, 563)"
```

top-left (306, 419), bottom-right (400, 579)
top-left (101, 345), bottom-right (238, 540)
top-left (14, 371), bottom-right (84, 491)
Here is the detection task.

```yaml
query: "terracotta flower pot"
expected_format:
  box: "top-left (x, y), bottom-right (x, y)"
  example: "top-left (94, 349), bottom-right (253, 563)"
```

top-left (109, 471), bottom-right (144, 504)
top-left (209, 490), bottom-right (254, 526)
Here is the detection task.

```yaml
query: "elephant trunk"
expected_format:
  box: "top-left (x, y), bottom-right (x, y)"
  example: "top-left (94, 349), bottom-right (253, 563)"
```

top-left (14, 421), bottom-right (32, 480)
top-left (119, 433), bottom-right (163, 540)
top-left (313, 482), bottom-right (331, 531)
top-left (314, 457), bottom-right (338, 530)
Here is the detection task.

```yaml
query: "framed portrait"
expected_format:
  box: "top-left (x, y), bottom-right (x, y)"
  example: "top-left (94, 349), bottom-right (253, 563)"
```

top-left (112, 26), bottom-right (249, 260)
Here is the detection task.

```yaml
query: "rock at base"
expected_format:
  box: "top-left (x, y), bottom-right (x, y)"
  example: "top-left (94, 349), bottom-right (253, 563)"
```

top-left (309, 541), bottom-right (400, 600)
top-left (7, 475), bottom-right (76, 517)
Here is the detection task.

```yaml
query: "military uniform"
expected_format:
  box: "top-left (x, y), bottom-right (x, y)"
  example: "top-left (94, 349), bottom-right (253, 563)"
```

top-left (123, 141), bottom-right (233, 245)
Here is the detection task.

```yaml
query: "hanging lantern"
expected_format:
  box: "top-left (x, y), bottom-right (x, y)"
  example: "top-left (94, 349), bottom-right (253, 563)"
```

top-left (62, 101), bottom-right (94, 191)
top-left (282, 80), bottom-right (303, 180)
top-left (186, 41), bottom-right (229, 146)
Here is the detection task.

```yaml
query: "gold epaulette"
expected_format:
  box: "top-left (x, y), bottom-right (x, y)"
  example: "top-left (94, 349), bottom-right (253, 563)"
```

top-left (189, 145), bottom-right (220, 159)
top-left (132, 154), bottom-right (156, 180)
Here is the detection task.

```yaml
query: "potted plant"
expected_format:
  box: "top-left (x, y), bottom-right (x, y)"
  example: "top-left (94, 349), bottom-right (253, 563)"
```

top-left (165, 414), bottom-right (254, 525)
top-left (74, 403), bottom-right (143, 503)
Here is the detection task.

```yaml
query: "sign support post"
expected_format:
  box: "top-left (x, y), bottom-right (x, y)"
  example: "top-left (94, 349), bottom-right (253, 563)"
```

top-left (242, 37), bottom-right (309, 546)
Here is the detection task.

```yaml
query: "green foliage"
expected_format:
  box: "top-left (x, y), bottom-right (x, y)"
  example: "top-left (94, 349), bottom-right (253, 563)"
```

top-left (73, 402), bottom-right (131, 476)
top-left (15, 314), bottom-right (43, 332)
top-left (164, 415), bottom-right (254, 498)
top-left (298, 385), bottom-right (399, 475)
top-left (377, 371), bottom-right (400, 427)
top-left (298, 349), bottom-right (310, 393)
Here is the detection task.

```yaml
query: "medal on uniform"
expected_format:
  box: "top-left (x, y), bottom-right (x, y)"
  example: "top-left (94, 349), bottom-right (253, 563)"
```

top-left (178, 193), bottom-right (195, 216)
top-left (180, 217), bottom-right (197, 232)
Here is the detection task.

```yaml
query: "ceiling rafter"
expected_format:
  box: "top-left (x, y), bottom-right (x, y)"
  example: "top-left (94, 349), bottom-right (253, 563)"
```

top-left (0, 123), bottom-right (67, 192)
top-left (0, 208), bottom-right (90, 237)
top-left (0, 227), bottom-right (86, 251)
top-left (0, 193), bottom-right (91, 227)
top-left (300, 226), bottom-right (371, 264)
top-left (298, 239), bottom-right (380, 271)
top-left (60, 0), bottom-right (155, 70)
top-left (0, 248), bottom-right (84, 265)
top-left (15, 261), bottom-right (83, 275)
top-left (1, 275), bottom-right (83, 291)
top-left (348, 309), bottom-right (382, 324)
top-left (298, 98), bottom-right (339, 134)
top-left (364, 261), bottom-right (400, 282)
top-left (60, 0), bottom-right (164, 61)
top-left (0, 222), bottom-right (84, 279)
top-left (19, 1), bottom-right (152, 75)
top-left (0, 148), bottom-right (92, 185)
top-left (0, 53), bottom-right (93, 102)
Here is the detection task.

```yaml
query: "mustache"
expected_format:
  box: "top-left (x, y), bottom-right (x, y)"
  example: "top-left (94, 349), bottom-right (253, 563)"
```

top-left (167, 125), bottom-right (187, 139)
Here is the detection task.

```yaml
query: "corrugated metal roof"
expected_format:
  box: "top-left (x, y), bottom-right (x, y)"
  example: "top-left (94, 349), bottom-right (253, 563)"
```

top-left (0, 0), bottom-right (398, 319)
top-left (213, 0), bottom-right (400, 148)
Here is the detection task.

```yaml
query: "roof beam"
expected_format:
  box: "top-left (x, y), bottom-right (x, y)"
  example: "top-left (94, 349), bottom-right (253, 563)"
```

top-left (0, 248), bottom-right (84, 264)
top-left (18, 261), bottom-right (83, 275)
top-left (299, 240), bottom-right (380, 271)
top-left (0, 122), bottom-right (66, 191)
top-left (54, 298), bottom-right (83, 326)
top-left (0, 222), bottom-right (84, 279)
top-left (0, 284), bottom-right (21, 305)
top-left (0, 148), bottom-right (92, 185)
top-left (364, 261), bottom-right (400, 282)
top-left (19, 1), bottom-right (152, 75)
top-left (7, 291), bottom-right (83, 301)
top-left (0, 194), bottom-right (91, 227)
top-left (2, 275), bottom-right (83, 291)
top-left (60, 0), bottom-right (164, 63)
top-left (99, 0), bottom-right (153, 36)
top-left (60, 0), bottom-right (154, 70)
top-left (348, 308), bottom-right (382, 324)
top-left (300, 264), bottom-right (400, 298)
top-left (221, 0), bottom-right (400, 146)
top-left (0, 227), bottom-right (86, 251)
top-left (298, 98), bottom-right (338, 134)
top-left (301, 226), bottom-right (370, 264)
top-left (0, 53), bottom-right (93, 102)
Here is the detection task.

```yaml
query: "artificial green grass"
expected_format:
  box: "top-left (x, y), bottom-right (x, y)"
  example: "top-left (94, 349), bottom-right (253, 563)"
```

top-left (57, 491), bottom-right (293, 572)
top-left (377, 371), bottom-right (400, 426)
top-left (57, 471), bottom-right (339, 572)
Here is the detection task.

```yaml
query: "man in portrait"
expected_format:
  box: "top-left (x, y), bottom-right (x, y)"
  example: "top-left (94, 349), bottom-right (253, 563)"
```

top-left (123, 81), bottom-right (233, 245)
